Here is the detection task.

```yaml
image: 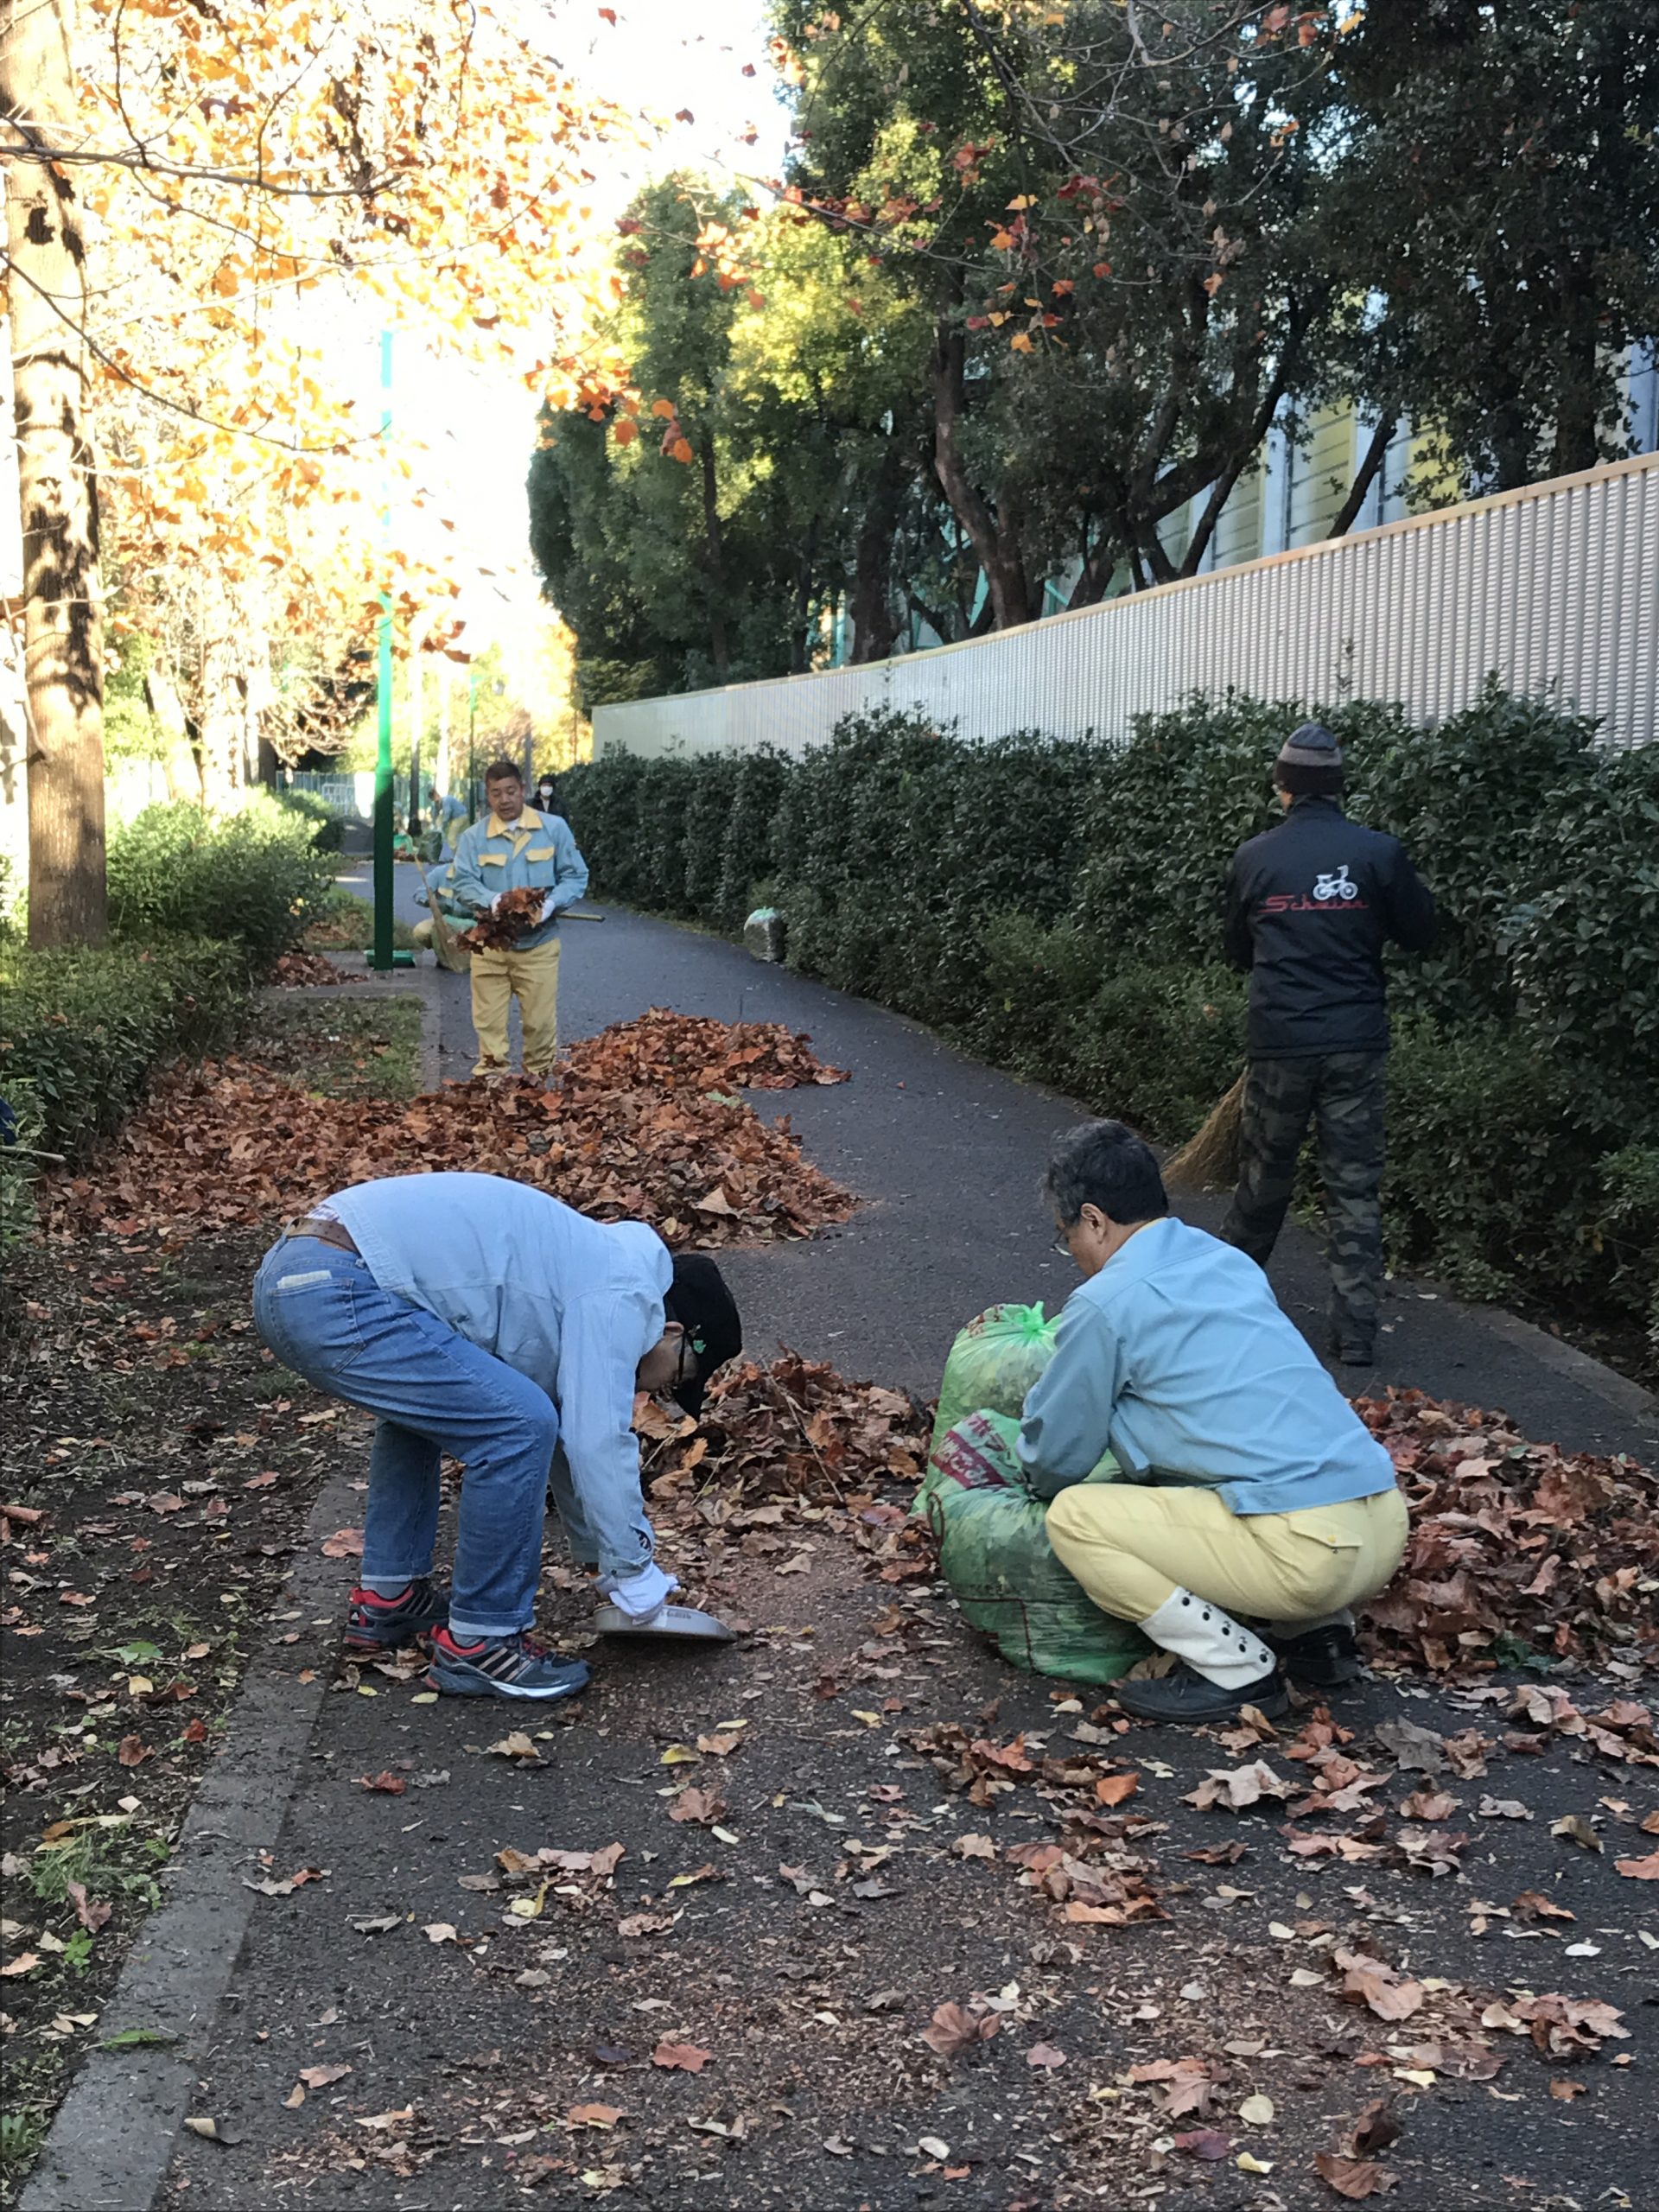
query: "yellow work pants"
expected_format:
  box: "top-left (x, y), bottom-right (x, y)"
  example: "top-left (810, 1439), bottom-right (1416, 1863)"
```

top-left (470, 938), bottom-right (562, 1077)
top-left (1046, 1481), bottom-right (1408, 1632)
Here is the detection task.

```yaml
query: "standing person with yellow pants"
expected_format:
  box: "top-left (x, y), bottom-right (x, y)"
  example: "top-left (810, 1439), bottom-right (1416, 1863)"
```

top-left (449, 760), bottom-right (589, 1078)
top-left (1018, 1120), bottom-right (1408, 1725)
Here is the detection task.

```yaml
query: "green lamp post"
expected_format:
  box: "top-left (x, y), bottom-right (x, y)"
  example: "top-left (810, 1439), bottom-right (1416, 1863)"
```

top-left (368, 327), bottom-right (413, 969)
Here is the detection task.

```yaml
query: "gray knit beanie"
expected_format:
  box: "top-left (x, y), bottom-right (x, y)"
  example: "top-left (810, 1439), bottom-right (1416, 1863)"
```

top-left (1274, 720), bottom-right (1344, 795)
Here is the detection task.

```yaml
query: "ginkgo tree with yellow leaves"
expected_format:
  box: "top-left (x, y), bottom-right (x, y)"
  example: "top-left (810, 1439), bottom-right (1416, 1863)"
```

top-left (3, 0), bottom-right (629, 945)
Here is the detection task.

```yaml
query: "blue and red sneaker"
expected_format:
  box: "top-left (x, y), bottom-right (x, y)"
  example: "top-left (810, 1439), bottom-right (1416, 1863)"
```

top-left (427, 1625), bottom-right (591, 1701)
top-left (343, 1577), bottom-right (450, 1652)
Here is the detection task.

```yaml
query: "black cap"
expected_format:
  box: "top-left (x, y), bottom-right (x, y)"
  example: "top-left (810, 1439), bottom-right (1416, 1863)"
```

top-left (663, 1254), bottom-right (742, 1415)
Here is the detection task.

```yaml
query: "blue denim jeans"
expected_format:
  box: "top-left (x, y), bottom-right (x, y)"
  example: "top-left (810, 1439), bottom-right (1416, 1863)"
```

top-left (252, 1236), bottom-right (560, 1640)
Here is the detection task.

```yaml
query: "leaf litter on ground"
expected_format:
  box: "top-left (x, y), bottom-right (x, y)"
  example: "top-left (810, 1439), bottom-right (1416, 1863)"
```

top-left (44, 1013), bottom-right (856, 1248)
top-left (1357, 1388), bottom-right (1658, 1675)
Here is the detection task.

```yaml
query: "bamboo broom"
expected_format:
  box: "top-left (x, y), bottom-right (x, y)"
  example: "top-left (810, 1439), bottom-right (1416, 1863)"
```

top-left (1163, 1071), bottom-right (1246, 1192)
top-left (410, 856), bottom-right (471, 974)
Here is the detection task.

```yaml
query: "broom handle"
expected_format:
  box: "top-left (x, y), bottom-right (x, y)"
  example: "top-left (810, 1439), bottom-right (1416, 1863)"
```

top-left (409, 855), bottom-right (463, 959)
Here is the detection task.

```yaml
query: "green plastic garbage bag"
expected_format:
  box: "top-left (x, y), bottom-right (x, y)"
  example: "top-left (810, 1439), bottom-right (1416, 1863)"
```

top-left (928, 1303), bottom-right (1057, 1466)
top-left (925, 1408), bottom-right (1149, 1685)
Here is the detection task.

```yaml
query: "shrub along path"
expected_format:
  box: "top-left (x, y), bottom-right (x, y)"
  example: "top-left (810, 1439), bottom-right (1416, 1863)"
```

top-left (95, 888), bottom-right (1655, 2212)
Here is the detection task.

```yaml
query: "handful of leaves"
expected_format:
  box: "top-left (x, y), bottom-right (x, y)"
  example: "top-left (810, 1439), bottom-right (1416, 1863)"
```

top-left (456, 884), bottom-right (545, 951)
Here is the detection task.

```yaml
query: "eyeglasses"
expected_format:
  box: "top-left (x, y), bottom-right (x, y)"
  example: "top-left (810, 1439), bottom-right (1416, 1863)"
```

top-left (1052, 1230), bottom-right (1073, 1255)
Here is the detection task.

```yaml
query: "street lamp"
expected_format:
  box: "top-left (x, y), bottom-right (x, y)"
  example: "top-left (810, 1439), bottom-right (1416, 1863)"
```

top-left (367, 327), bottom-right (413, 968)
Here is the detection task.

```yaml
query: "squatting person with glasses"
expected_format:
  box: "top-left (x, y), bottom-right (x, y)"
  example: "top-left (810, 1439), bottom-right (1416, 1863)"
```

top-left (1018, 1121), bottom-right (1408, 1723)
top-left (251, 1172), bottom-right (743, 1700)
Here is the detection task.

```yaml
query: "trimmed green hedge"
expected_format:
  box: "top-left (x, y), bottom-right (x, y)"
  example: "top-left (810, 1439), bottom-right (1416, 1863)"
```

top-left (563, 690), bottom-right (1658, 1354)
top-left (0, 935), bottom-right (246, 1164)
top-left (108, 797), bottom-right (337, 969)
top-left (271, 785), bottom-right (347, 854)
top-left (0, 935), bottom-right (248, 1283)
top-left (2, 797), bottom-right (340, 1267)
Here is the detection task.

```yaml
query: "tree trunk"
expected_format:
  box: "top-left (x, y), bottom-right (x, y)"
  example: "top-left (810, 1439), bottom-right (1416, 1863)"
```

top-left (789, 515), bottom-right (819, 673)
top-left (1326, 414), bottom-right (1398, 541)
top-left (194, 581), bottom-right (246, 812)
top-left (849, 442), bottom-right (907, 664)
top-left (143, 666), bottom-right (203, 804)
top-left (698, 438), bottom-right (729, 678)
top-left (435, 672), bottom-right (452, 798)
top-left (3, 0), bottom-right (107, 946)
top-left (1550, 258), bottom-right (1600, 479)
top-left (1181, 340), bottom-right (1307, 576)
top-left (930, 319), bottom-right (1035, 629)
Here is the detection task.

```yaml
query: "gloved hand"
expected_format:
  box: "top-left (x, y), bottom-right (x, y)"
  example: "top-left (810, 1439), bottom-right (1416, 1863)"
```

top-left (538, 890), bottom-right (560, 924)
top-left (490, 891), bottom-right (505, 912)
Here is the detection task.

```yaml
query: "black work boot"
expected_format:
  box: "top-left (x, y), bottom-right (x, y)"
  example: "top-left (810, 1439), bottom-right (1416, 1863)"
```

top-left (1271, 1620), bottom-right (1363, 1688)
top-left (1114, 1660), bottom-right (1289, 1725)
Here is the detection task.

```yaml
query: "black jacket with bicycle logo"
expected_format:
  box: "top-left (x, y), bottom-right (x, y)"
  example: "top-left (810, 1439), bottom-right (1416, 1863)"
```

top-left (1224, 797), bottom-right (1438, 1058)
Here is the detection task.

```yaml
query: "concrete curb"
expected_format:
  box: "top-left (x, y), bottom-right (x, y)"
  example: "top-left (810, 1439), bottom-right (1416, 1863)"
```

top-left (18, 1469), bottom-right (362, 2212)
top-left (1454, 1297), bottom-right (1656, 1431)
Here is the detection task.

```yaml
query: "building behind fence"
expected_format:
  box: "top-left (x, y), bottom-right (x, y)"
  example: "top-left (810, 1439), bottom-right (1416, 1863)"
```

top-left (593, 455), bottom-right (1657, 760)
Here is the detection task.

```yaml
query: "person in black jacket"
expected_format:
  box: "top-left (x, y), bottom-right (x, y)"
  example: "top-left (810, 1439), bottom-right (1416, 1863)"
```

top-left (1221, 722), bottom-right (1437, 1367)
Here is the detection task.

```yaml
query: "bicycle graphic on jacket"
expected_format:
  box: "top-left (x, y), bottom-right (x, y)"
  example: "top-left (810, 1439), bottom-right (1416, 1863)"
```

top-left (1312, 864), bottom-right (1359, 903)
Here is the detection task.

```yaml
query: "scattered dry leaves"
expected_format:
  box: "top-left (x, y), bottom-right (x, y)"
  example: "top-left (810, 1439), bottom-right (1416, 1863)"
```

top-left (268, 951), bottom-right (363, 987)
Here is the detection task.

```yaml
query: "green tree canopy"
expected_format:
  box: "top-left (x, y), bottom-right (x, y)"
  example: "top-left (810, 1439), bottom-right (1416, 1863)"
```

top-left (529, 3), bottom-right (1658, 690)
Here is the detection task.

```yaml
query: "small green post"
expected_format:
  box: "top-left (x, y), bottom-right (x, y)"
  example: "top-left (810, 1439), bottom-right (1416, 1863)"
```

top-left (369, 327), bottom-right (412, 969)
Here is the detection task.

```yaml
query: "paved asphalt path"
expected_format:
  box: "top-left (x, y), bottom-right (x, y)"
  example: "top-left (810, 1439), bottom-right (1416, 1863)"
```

top-left (133, 863), bottom-right (1655, 2212)
top-left (347, 862), bottom-right (1654, 1463)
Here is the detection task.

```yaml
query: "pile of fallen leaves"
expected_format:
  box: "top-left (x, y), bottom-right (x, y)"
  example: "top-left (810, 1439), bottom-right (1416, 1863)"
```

top-left (639, 1351), bottom-right (928, 1530)
top-left (1357, 1389), bottom-right (1659, 1676)
top-left (43, 1030), bottom-right (857, 1248)
top-left (455, 884), bottom-right (544, 951)
top-left (266, 951), bottom-right (363, 988)
top-left (561, 1008), bottom-right (849, 1092)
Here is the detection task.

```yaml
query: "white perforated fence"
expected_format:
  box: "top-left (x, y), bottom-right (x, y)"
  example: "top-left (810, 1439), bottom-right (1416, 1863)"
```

top-left (593, 455), bottom-right (1657, 759)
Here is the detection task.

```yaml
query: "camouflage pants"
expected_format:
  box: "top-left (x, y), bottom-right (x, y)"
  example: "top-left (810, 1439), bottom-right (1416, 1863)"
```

top-left (1221, 1052), bottom-right (1387, 1343)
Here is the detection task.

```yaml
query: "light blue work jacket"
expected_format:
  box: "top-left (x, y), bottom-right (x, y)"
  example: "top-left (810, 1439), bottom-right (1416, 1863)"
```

top-left (449, 806), bottom-right (588, 949)
top-left (1017, 1217), bottom-right (1397, 1516)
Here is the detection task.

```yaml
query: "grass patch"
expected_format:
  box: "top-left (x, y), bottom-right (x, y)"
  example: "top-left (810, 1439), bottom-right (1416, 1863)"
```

top-left (1, 2094), bottom-right (51, 2194)
top-left (250, 992), bottom-right (424, 1099)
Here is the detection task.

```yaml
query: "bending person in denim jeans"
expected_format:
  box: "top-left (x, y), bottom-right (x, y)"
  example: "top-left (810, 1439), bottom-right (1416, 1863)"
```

top-left (252, 1172), bottom-right (742, 1700)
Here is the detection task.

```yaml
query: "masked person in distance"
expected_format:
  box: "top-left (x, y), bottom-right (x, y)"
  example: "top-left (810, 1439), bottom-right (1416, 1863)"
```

top-left (251, 1173), bottom-right (743, 1700)
top-left (1018, 1121), bottom-right (1408, 1724)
